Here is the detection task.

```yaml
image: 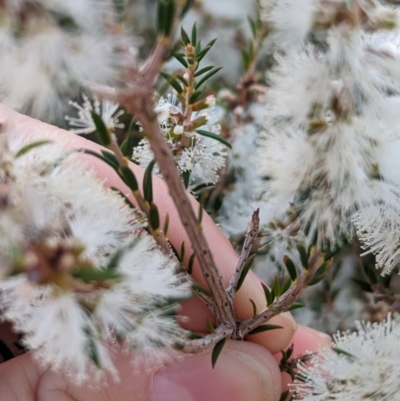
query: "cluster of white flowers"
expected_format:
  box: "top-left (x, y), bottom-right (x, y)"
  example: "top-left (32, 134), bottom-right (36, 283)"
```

top-left (133, 95), bottom-right (227, 191)
top-left (258, 0), bottom-right (400, 274)
top-left (295, 314), bottom-right (400, 400)
top-left (0, 0), bottom-right (125, 118)
top-left (0, 132), bottom-right (191, 382)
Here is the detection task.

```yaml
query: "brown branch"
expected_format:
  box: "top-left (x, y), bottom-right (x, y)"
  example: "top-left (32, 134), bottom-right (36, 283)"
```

top-left (238, 250), bottom-right (324, 338)
top-left (181, 324), bottom-right (232, 353)
top-left (226, 209), bottom-right (260, 300)
top-left (133, 100), bottom-right (236, 326)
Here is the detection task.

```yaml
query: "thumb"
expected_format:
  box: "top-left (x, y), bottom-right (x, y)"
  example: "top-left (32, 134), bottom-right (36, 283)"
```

top-left (0, 340), bottom-right (282, 401)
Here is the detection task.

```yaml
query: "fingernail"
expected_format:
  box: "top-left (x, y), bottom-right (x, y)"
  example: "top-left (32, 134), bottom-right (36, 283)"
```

top-left (153, 344), bottom-right (280, 401)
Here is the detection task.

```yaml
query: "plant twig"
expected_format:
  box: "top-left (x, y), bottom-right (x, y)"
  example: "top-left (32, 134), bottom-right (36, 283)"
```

top-left (238, 249), bottom-right (324, 338)
top-left (226, 209), bottom-right (260, 300)
top-left (182, 324), bottom-right (232, 353)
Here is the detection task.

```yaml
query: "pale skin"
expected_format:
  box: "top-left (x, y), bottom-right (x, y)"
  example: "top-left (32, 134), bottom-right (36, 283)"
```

top-left (0, 105), bottom-right (331, 401)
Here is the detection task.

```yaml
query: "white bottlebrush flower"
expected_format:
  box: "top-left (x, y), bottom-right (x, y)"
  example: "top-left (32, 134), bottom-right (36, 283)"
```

top-left (0, 131), bottom-right (191, 382)
top-left (65, 94), bottom-right (125, 135)
top-left (260, 0), bottom-right (317, 48)
top-left (133, 95), bottom-right (227, 190)
top-left (295, 314), bottom-right (400, 400)
top-left (0, 0), bottom-right (125, 119)
top-left (258, 1), bottom-right (400, 250)
top-left (354, 182), bottom-right (400, 275)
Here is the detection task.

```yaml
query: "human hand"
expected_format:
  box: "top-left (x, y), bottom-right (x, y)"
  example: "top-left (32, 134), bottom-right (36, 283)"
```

top-left (0, 105), bottom-right (331, 401)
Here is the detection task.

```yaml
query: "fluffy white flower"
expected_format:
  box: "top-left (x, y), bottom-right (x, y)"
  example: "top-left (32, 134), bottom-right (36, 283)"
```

top-left (259, 2), bottom-right (400, 249)
top-left (133, 95), bottom-right (227, 190)
top-left (0, 0), bottom-right (124, 118)
top-left (295, 314), bottom-right (400, 400)
top-left (65, 94), bottom-right (125, 135)
top-left (261, 0), bottom-right (317, 47)
top-left (0, 132), bottom-right (191, 382)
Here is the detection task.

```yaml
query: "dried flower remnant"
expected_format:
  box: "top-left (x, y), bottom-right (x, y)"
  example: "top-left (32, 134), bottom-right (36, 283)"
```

top-left (0, 133), bottom-right (191, 382)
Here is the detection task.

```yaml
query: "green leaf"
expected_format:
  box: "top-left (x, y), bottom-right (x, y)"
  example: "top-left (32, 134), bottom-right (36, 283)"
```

top-left (101, 150), bottom-right (119, 167)
top-left (196, 130), bottom-right (231, 148)
top-left (191, 23), bottom-right (197, 46)
top-left (120, 166), bottom-right (139, 192)
top-left (149, 203), bottom-right (160, 231)
top-left (195, 65), bottom-right (215, 78)
top-left (81, 149), bottom-right (119, 171)
top-left (284, 256), bottom-right (297, 281)
top-left (181, 0), bottom-right (195, 17)
top-left (182, 170), bottom-right (191, 189)
top-left (248, 16), bottom-right (257, 38)
top-left (192, 283), bottom-right (211, 297)
top-left (85, 328), bottom-right (101, 368)
top-left (180, 241), bottom-right (185, 262)
top-left (91, 112), bottom-right (111, 147)
top-left (236, 255), bottom-right (256, 292)
top-left (158, 0), bottom-right (175, 36)
top-left (247, 324), bottom-right (283, 335)
top-left (188, 253), bottom-right (195, 275)
top-left (186, 332), bottom-right (203, 340)
top-left (143, 160), bottom-right (156, 203)
top-left (297, 245), bottom-right (309, 269)
top-left (72, 268), bottom-right (121, 283)
top-left (112, 0), bottom-right (125, 20)
top-left (212, 338), bottom-right (226, 368)
top-left (163, 213), bottom-right (170, 235)
top-left (15, 140), bottom-right (51, 158)
top-left (250, 299), bottom-right (257, 317)
top-left (333, 347), bottom-right (355, 360)
top-left (177, 74), bottom-right (189, 87)
top-left (262, 283), bottom-right (273, 306)
top-left (287, 302), bottom-right (305, 311)
top-left (207, 319), bottom-right (215, 334)
top-left (281, 277), bottom-right (292, 295)
top-left (181, 26), bottom-right (191, 45)
top-left (195, 67), bottom-right (222, 89)
top-left (160, 71), bottom-right (183, 94)
top-left (196, 39), bottom-right (217, 62)
top-left (173, 53), bottom-right (189, 68)
top-left (164, 0), bottom-right (175, 36)
top-left (273, 276), bottom-right (281, 298)
top-left (120, 130), bottom-right (135, 158)
top-left (189, 90), bottom-right (203, 104)
top-left (106, 247), bottom-right (127, 270)
top-left (351, 278), bottom-right (372, 293)
top-left (241, 49), bottom-right (250, 71)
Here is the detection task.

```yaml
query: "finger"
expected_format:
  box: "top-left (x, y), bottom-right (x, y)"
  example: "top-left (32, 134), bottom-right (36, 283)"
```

top-left (273, 325), bottom-right (332, 391)
top-left (0, 341), bottom-right (282, 401)
top-left (1, 104), bottom-right (296, 353)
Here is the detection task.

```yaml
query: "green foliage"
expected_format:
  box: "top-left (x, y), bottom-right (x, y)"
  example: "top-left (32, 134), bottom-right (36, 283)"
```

top-left (247, 324), bottom-right (282, 335)
top-left (211, 338), bottom-right (226, 368)
top-left (15, 140), bottom-right (51, 158)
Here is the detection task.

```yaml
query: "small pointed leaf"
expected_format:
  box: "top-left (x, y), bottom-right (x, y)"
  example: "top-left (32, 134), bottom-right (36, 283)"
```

top-left (211, 338), bottom-right (226, 368)
top-left (196, 130), bottom-right (231, 148)
top-left (143, 160), bottom-right (156, 203)
top-left (247, 324), bottom-right (283, 335)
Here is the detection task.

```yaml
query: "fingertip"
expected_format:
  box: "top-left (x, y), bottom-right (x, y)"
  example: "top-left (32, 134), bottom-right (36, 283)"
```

top-left (153, 340), bottom-right (282, 401)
